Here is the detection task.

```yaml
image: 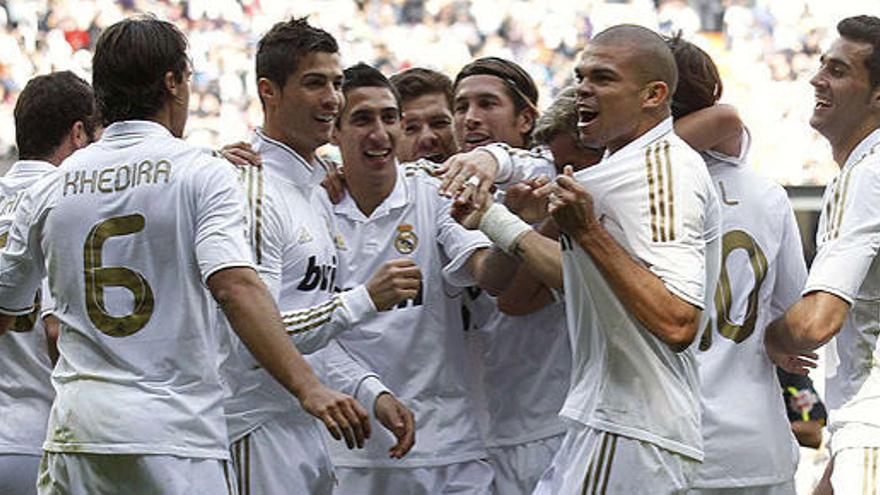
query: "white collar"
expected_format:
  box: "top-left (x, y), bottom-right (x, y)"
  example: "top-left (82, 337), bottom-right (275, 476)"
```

top-left (603, 116), bottom-right (675, 164)
top-left (844, 126), bottom-right (880, 170)
top-left (334, 166), bottom-right (408, 222)
top-left (7, 159), bottom-right (55, 177)
top-left (251, 129), bottom-right (329, 189)
top-left (101, 120), bottom-right (173, 141)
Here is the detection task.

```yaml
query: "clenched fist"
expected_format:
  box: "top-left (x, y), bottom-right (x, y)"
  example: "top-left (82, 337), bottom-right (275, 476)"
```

top-left (366, 259), bottom-right (423, 311)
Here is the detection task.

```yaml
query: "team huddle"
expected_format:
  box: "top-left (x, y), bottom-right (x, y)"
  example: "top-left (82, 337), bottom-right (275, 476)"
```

top-left (0, 11), bottom-right (878, 495)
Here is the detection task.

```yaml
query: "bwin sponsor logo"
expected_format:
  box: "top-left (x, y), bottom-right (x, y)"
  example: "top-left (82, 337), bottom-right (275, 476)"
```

top-left (297, 255), bottom-right (338, 293)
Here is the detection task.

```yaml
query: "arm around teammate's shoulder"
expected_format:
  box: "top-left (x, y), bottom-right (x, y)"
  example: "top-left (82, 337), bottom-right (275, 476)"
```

top-left (674, 104), bottom-right (743, 155)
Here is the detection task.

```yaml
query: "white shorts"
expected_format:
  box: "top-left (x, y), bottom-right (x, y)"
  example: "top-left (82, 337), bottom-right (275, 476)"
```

top-left (687, 480), bottom-right (795, 495)
top-left (335, 459), bottom-right (493, 494)
top-left (489, 434), bottom-right (563, 495)
top-left (0, 453), bottom-right (41, 495)
top-left (37, 452), bottom-right (234, 495)
top-left (830, 447), bottom-right (880, 494)
top-left (230, 414), bottom-right (334, 495)
top-left (533, 426), bottom-right (696, 495)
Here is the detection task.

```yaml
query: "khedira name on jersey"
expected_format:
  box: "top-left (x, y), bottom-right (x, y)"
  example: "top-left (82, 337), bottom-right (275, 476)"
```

top-left (62, 159), bottom-right (172, 196)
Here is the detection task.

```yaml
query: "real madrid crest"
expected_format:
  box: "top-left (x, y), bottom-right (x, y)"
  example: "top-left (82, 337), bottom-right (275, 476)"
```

top-left (394, 224), bottom-right (418, 255)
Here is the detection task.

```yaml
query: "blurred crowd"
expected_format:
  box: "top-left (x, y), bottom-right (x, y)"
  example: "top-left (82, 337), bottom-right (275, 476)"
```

top-left (0, 0), bottom-right (874, 184)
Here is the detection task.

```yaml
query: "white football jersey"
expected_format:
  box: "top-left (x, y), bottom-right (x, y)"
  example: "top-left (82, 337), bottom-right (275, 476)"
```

top-left (318, 164), bottom-right (492, 468)
top-left (557, 118), bottom-right (719, 461)
top-left (466, 145), bottom-right (570, 447)
top-left (0, 161), bottom-right (56, 456)
top-left (804, 127), bottom-right (880, 455)
top-left (220, 131), bottom-right (388, 440)
top-left (693, 134), bottom-right (804, 487)
top-left (0, 121), bottom-right (254, 459)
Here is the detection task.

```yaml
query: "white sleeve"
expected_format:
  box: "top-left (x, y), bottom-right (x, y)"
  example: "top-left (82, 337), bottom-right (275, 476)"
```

top-left (770, 193), bottom-right (808, 318)
top-left (481, 143), bottom-right (556, 186)
top-left (313, 339), bottom-right (391, 414)
top-left (435, 193), bottom-right (492, 287)
top-left (40, 278), bottom-right (55, 318)
top-left (280, 284), bottom-right (377, 354)
top-left (0, 183), bottom-right (48, 315)
top-left (632, 164), bottom-right (720, 310)
top-left (241, 167), bottom-right (283, 300)
top-left (804, 163), bottom-right (880, 303)
top-left (194, 160), bottom-right (255, 282)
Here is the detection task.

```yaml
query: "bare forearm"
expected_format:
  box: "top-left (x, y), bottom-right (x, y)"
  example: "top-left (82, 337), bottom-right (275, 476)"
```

top-left (473, 247), bottom-right (520, 296)
top-left (791, 420), bottom-right (823, 449)
top-left (210, 270), bottom-right (322, 398)
top-left (767, 293), bottom-right (849, 354)
top-left (44, 314), bottom-right (60, 365)
top-left (497, 266), bottom-right (555, 315)
top-left (507, 230), bottom-right (563, 290)
top-left (574, 223), bottom-right (698, 350)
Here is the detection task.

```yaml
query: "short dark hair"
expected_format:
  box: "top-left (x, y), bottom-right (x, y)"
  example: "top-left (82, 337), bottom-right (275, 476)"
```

top-left (666, 33), bottom-right (722, 119)
top-left (838, 15), bottom-right (880, 88)
top-left (340, 62), bottom-right (401, 110)
top-left (14, 71), bottom-right (97, 160)
top-left (390, 67), bottom-right (453, 108)
top-left (256, 16), bottom-right (338, 103)
top-left (453, 56), bottom-right (539, 116)
top-left (92, 15), bottom-right (189, 125)
top-left (592, 24), bottom-right (678, 103)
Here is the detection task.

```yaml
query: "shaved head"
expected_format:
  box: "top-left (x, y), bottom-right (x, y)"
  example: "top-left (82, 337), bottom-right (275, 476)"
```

top-left (591, 25), bottom-right (678, 100)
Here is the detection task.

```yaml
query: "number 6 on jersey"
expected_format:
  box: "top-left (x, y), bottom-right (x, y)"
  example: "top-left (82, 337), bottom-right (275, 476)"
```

top-left (83, 214), bottom-right (155, 337)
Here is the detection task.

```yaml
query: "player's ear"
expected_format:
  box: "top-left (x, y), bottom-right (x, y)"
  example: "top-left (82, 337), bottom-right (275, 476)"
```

top-left (870, 83), bottom-right (880, 113)
top-left (257, 78), bottom-right (279, 107)
top-left (641, 81), bottom-right (670, 110)
top-left (165, 70), bottom-right (184, 99)
top-left (515, 108), bottom-right (537, 139)
top-left (70, 121), bottom-right (89, 149)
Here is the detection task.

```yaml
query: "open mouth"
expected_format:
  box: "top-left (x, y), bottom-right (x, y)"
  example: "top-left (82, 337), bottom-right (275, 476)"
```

top-left (578, 109), bottom-right (599, 128)
top-left (365, 149), bottom-right (392, 159)
top-left (315, 114), bottom-right (336, 124)
top-left (463, 133), bottom-right (492, 150)
top-left (814, 96), bottom-right (832, 110)
top-left (422, 152), bottom-right (446, 163)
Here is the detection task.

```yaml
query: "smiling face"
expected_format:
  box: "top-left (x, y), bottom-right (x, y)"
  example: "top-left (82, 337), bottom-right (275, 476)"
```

top-left (573, 44), bottom-right (652, 154)
top-left (453, 74), bottom-right (533, 151)
top-left (810, 37), bottom-right (880, 158)
top-left (398, 92), bottom-right (457, 162)
top-left (260, 51), bottom-right (343, 160)
top-left (334, 86), bottom-right (401, 176)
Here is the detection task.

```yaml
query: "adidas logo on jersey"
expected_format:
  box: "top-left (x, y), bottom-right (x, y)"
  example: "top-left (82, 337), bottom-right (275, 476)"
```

top-left (297, 226), bottom-right (313, 245)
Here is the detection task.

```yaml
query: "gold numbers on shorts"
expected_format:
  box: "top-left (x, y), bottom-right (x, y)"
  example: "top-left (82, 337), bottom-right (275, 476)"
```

top-left (83, 214), bottom-right (154, 337)
top-left (699, 230), bottom-right (768, 351)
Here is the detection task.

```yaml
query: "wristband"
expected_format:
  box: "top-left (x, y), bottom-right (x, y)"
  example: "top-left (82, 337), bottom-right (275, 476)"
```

top-left (479, 203), bottom-right (532, 254)
top-left (480, 145), bottom-right (513, 184)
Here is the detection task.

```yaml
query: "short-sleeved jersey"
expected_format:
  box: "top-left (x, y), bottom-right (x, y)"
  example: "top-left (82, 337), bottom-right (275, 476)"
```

top-left (319, 164), bottom-right (492, 468)
top-left (556, 118), bottom-right (720, 461)
top-left (693, 136), bottom-right (804, 487)
top-left (803, 127), bottom-right (880, 454)
top-left (0, 160), bottom-right (56, 455)
top-left (220, 130), bottom-right (386, 440)
top-left (0, 121), bottom-right (254, 459)
top-left (465, 145), bottom-right (571, 447)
